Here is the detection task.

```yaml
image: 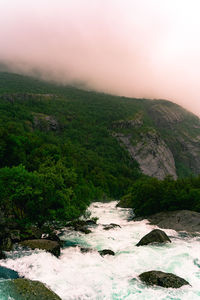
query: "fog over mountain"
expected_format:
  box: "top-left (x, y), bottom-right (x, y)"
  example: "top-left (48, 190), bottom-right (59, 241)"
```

top-left (1, 0), bottom-right (200, 115)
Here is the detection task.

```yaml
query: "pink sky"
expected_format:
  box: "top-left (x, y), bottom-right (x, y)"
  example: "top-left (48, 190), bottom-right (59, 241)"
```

top-left (1, 0), bottom-right (200, 115)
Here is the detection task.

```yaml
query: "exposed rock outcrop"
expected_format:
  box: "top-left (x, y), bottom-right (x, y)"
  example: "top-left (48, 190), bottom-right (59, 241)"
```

top-left (136, 229), bottom-right (171, 246)
top-left (33, 113), bottom-right (59, 131)
top-left (139, 270), bottom-right (190, 288)
top-left (115, 130), bottom-right (177, 179)
top-left (20, 239), bottom-right (60, 257)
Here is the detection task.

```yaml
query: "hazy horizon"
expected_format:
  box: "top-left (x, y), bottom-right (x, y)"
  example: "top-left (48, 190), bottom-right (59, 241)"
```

top-left (1, 0), bottom-right (200, 115)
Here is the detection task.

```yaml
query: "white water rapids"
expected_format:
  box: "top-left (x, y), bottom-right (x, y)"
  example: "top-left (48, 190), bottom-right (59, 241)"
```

top-left (1, 201), bottom-right (200, 299)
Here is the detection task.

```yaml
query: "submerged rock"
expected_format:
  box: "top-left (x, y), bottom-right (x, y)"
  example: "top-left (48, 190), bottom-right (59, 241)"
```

top-left (103, 223), bottom-right (121, 230)
top-left (139, 270), bottom-right (190, 288)
top-left (4, 278), bottom-right (61, 300)
top-left (20, 239), bottom-right (60, 257)
top-left (136, 229), bottom-right (171, 246)
top-left (0, 266), bottom-right (19, 279)
top-left (99, 249), bottom-right (115, 256)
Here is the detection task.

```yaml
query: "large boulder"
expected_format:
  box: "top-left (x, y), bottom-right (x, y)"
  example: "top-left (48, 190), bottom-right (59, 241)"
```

top-left (3, 278), bottom-right (61, 300)
top-left (145, 210), bottom-right (200, 233)
top-left (139, 270), bottom-right (190, 288)
top-left (136, 229), bottom-right (171, 246)
top-left (0, 266), bottom-right (19, 279)
top-left (20, 239), bottom-right (60, 257)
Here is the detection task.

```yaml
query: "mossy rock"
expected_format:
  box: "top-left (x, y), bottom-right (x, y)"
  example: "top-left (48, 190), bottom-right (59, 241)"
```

top-left (3, 278), bottom-right (61, 300)
top-left (20, 239), bottom-right (60, 257)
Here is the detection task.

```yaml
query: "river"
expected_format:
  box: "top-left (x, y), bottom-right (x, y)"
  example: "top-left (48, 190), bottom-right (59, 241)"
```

top-left (1, 201), bottom-right (200, 299)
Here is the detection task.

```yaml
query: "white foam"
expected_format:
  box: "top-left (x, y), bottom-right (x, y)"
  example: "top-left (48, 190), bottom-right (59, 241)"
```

top-left (1, 201), bottom-right (200, 299)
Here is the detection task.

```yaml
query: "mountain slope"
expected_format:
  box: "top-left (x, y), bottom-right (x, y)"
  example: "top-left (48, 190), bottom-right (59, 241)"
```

top-left (0, 72), bottom-right (200, 181)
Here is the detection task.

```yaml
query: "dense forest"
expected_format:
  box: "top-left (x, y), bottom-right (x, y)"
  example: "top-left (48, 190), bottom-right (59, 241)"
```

top-left (118, 175), bottom-right (200, 216)
top-left (0, 72), bottom-right (200, 226)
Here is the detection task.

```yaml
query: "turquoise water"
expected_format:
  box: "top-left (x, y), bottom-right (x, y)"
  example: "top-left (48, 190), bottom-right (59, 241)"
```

top-left (0, 201), bottom-right (200, 299)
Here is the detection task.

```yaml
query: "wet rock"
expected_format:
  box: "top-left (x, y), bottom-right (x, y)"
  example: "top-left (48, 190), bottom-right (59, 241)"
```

top-left (99, 249), bottom-right (115, 256)
top-left (0, 266), bottom-right (19, 279)
top-left (85, 219), bottom-right (98, 225)
top-left (5, 278), bottom-right (61, 300)
top-left (20, 239), bottom-right (60, 257)
top-left (66, 219), bottom-right (92, 233)
top-left (103, 223), bottom-right (121, 230)
top-left (139, 270), bottom-right (190, 288)
top-left (74, 225), bottom-right (92, 234)
top-left (136, 229), bottom-right (171, 246)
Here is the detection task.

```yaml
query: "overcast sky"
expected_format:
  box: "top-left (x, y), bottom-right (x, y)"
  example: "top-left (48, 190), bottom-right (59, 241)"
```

top-left (0, 0), bottom-right (200, 115)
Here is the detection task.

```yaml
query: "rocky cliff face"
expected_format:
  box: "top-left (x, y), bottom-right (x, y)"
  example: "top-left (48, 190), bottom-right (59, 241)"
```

top-left (112, 101), bottom-right (200, 179)
top-left (114, 131), bottom-right (177, 179)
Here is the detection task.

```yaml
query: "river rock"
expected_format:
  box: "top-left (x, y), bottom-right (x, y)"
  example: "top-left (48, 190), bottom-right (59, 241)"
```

top-left (67, 220), bottom-right (92, 234)
top-left (103, 223), bottom-right (121, 230)
top-left (146, 210), bottom-right (200, 233)
top-left (20, 239), bottom-right (60, 257)
top-left (0, 266), bottom-right (19, 279)
top-left (4, 278), bottom-right (61, 300)
top-left (43, 233), bottom-right (63, 246)
top-left (74, 225), bottom-right (92, 234)
top-left (85, 219), bottom-right (97, 225)
top-left (99, 249), bottom-right (115, 256)
top-left (136, 229), bottom-right (171, 246)
top-left (80, 247), bottom-right (95, 253)
top-left (139, 270), bottom-right (190, 288)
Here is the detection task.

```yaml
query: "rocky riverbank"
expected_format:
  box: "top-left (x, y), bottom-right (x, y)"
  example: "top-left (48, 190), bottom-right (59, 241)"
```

top-left (134, 210), bottom-right (200, 233)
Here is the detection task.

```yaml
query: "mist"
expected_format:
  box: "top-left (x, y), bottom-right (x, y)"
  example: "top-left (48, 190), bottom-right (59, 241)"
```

top-left (1, 0), bottom-right (200, 115)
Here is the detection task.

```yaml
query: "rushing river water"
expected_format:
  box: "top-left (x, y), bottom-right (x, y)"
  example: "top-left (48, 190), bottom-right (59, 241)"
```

top-left (1, 201), bottom-right (200, 299)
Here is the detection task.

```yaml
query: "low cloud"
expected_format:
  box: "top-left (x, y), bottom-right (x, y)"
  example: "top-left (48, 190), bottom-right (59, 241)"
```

top-left (1, 0), bottom-right (200, 115)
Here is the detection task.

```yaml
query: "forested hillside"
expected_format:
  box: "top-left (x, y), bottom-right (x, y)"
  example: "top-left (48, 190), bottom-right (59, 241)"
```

top-left (0, 72), bottom-right (200, 224)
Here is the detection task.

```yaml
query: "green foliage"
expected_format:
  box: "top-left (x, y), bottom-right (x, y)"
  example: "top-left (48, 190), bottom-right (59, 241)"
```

top-left (0, 163), bottom-right (93, 226)
top-left (124, 175), bottom-right (200, 216)
top-left (1, 72), bottom-right (200, 225)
